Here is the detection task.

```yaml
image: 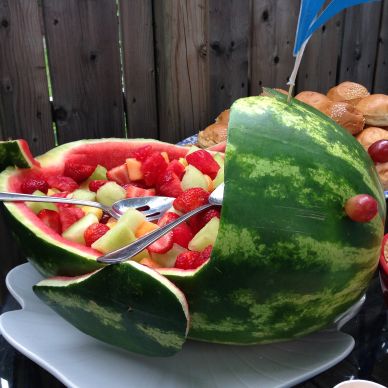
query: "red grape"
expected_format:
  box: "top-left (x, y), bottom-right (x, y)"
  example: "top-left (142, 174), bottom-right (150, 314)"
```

top-left (344, 194), bottom-right (378, 222)
top-left (368, 140), bottom-right (388, 164)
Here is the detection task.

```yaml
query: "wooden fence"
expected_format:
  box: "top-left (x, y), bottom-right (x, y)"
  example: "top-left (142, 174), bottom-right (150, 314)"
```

top-left (0, 0), bottom-right (387, 299)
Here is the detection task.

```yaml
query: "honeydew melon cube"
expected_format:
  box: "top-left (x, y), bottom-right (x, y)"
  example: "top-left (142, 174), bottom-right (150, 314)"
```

top-left (213, 153), bottom-right (224, 168)
top-left (27, 190), bottom-right (58, 213)
top-left (213, 166), bottom-right (224, 188)
top-left (150, 243), bottom-right (186, 268)
top-left (89, 165), bottom-right (107, 180)
top-left (91, 222), bottom-right (148, 261)
top-left (117, 208), bottom-right (146, 231)
top-left (62, 213), bottom-right (99, 245)
top-left (181, 165), bottom-right (208, 191)
top-left (188, 217), bottom-right (220, 252)
top-left (96, 182), bottom-right (126, 206)
top-left (185, 145), bottom-right (201, 156)
top-left (70, 189), bottom-right (96, 202)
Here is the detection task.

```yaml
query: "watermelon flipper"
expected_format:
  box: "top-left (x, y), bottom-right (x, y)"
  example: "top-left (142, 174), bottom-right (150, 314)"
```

top-left (33, 262), bottom-right (189, 357)
top-left (0, 140), bottom-right (40, 171)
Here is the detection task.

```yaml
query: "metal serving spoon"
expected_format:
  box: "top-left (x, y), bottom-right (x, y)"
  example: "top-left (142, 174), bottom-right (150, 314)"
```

top-left (0, 192), bottom-right (174, 222)
top-left (97, 183), bottom-right (224, 264)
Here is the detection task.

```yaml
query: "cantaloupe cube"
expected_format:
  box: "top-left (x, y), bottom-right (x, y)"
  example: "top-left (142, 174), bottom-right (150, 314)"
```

top-left (140, 257), bottom-right (161, 269)
top-left (161, 152), bottom-right (169, 163)
top-left (135, 221), bottom-right (159, 238)
top-left (126, 158), bottom-right (143, 181)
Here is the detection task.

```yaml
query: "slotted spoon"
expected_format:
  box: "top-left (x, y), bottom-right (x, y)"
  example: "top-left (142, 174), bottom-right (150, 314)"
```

top-left (0, 192), bottom-right (175, 222)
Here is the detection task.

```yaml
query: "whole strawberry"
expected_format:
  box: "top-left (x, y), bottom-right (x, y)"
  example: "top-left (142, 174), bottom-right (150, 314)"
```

top-left (173, 188), bottom-right (210, 213)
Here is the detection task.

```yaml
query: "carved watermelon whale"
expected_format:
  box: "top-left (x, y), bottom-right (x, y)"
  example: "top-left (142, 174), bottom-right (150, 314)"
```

top-left (0, 91), bottom-right (384, 356)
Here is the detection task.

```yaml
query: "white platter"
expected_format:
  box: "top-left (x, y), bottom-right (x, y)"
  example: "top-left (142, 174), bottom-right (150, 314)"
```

top-left (0, 263), bottom-right (356, 388)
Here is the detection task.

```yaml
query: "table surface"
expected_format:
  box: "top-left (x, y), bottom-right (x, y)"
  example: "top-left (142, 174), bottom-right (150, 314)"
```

top-left (0, 267), bottom-right (387, 388)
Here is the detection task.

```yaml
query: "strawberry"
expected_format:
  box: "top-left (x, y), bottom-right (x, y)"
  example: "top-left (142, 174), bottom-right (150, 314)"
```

top-left (165, 160), bottom-right (185, 180)
top-left (89, 180), bottom-right (108, 192)
top-left (59, 206), bottom-right (85, 232)
top-left (173, 188), bottom-right (210, 214)
top-left (185, 150), bottom-right (220, 179)
top-left (147, 232), bottom-right (173, 254)
top-left (157, 212), bottom-right (193, 248)
top-left (133, 145), bottom-right (153, 162)
top-left (37, 209), bottom-right (61, 234)
top-left (84, 223), bottom-right (110, 247)
top-left (174, 251), bottom-right (201, 270)
top-left (20, 176), bottom-right (49, 194)
top-left (125, 184), bottom-right (155, 198)
top-left (156, 170), bottom-right (183, 198)
top-left (141, 152), bottom-right (168, 186)
top-left (189, 207), bottom-right (220, 234)
top-left (64, 161), bottom-right (95, 183)
top-left (47, 176), bottom-right (79, 192)
top-left (199, 245), bottom-right (213, 261)
top-left (106, 164), bottom-right (130, 185)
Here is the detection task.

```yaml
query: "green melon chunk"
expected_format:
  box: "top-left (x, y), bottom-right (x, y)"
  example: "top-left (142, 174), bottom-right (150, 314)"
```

top-left (213, 166), bottom-right (224, 188)
top-left (151, 244), bottom-right (186, 268)
top-left (26, 190), bottom-right (58, 213)
top-left (188, 217), bottom-right (220, 251)
top-left (33, 262), bottom-right (189, 357)
top-left (181, 165), bottom-right (208, 191)
top-left (185, 145), bottom-right (201, 156)
top-left (92, 222), bottom-right (135, 253)
top-left (89, 165), bottom-right (107, 180)
top-left (62, 213), bottom-right (99, 245)
top-left (213, 153), bottom-right (224, 168)
top-left (117, 208), bottom-right (145, 231)
top-left (70, 189), bottom-right (96, 202)
top-left (96, 182), bottom-right (126, 206)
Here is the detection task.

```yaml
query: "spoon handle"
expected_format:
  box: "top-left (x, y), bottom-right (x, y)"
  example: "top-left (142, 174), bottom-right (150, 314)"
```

top-left (97, 203), bottom-right (213, 264)
top-left (0, 192), bottom-right (113, 215)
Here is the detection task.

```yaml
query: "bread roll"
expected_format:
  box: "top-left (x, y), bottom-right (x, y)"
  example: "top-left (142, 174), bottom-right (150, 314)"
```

top-left (356, 94), bottom-right (388, 126)
top-left (327, 81), bottom-right (369, 106)
top-left (321, 101), bottom-right (365, 135)
top-left (356, 126), bottom-right (388, 150)
top-left (198, 122), bottom-right (228, 148)
top-left (215, 109), bottom-right (230, 124)
top-left (295, 91), bottom-right (331, 112)
top-left (375, 163), bottom-right (388, 189)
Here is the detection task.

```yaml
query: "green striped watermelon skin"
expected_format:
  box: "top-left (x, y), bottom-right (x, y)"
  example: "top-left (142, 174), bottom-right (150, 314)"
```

top-left (33, 262), bottom-right (189, 356)
top-left (0, 140), bottom-right (38, 171)
top-left (166, 93), bottom-right (385, 344)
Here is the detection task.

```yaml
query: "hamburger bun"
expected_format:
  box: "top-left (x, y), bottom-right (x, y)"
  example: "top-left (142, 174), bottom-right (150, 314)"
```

top-left (356, 126), bottom-right (388, 150)
top-left (356, 94), bottom-right (388, 126)
top-left (215, 109), bottom-right (230, 124)
top-left (375, 163), bottom-right (388, 190)
top-left (327, 81), bottom-right (369, 106)
top-left (321, 101), bottom-right (365, 135)
top-left (295, 91), bottom-right (331, 112)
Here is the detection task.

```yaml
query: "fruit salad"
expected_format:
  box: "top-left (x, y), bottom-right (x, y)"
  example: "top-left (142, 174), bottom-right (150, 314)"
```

top-left (20, 145), bottom-right (224, 271)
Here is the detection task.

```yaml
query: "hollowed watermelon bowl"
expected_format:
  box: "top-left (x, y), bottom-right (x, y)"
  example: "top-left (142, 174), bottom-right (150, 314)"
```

top-left (0, 91), bottom-right (385, 357)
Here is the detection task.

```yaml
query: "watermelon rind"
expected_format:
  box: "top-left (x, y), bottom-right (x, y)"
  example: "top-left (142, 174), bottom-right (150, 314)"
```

top-left (0, 139), bottom-right (39, 171)
top-left (33, 261), bottom-right (189, 357)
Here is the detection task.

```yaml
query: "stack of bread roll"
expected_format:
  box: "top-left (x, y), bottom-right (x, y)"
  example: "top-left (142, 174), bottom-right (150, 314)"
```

top-left (197, 81), bottom-right (388, 189)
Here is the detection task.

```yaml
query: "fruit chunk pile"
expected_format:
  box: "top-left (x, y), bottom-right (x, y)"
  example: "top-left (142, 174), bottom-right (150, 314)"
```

top-left (20, 145), bottom-right (224, 270)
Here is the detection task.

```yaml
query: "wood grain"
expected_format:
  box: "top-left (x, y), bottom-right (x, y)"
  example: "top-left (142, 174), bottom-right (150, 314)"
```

top-left (250, 0), bottom-right (300, 94)
top-left (208, 0), bottom-right (250, 118)
top-left (0, 0), bottom-right (54, 154)
top-left (119, 0), bottom-right (158, 139)
top-left (338, 1), bottom-right (383, 91)
top-left (153, 0), bottom-right (208, 143)
top-left (297, 14), bottom-right (344, 95)
top-left (373, 0), bottom-right (388, 94)
top-left (42, 0), bottom-right (125, 143)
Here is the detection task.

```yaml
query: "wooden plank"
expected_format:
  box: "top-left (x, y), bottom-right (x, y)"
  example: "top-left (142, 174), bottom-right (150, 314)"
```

top-left (0, 0), bottom-right (54, 154)
top-left (250, 0), bottom-right (300, 94)
top-left (208, 0), bottom-right (251, 119)
top-left (119, 0), bottom-right (158, 139)
top-left (338, 1), bottom-right (383, 92)
top-left (297, 14), bottom-right (344, 94)
top-left (153, 0), bottom-right (208, 143)
top-left (373, 0), bottom-right (388, 94)
top-left (42, 0), bottom-right (125, 143)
